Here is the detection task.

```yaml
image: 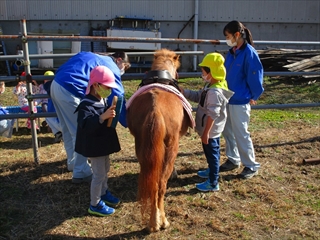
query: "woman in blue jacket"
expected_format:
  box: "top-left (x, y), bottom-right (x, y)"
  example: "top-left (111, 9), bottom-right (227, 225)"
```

top-left (220, 20), bottom-right (264, 179)
top-left (50, 51), bottom-right (130, 183)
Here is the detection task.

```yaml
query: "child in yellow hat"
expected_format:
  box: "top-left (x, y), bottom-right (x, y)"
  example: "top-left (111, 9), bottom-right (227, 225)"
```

top-left (181, 52), bottom-right (234, 191)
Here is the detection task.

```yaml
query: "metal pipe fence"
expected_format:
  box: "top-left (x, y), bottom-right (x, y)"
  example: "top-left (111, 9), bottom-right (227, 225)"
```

top-left (1, 34), bottom-right (320, 46)
top-left (1, 71), bottom-right (320, 84)
top-left (0, 51), bottom-right (205, 61)
top-left (0, 19), bottom-right (319, 164)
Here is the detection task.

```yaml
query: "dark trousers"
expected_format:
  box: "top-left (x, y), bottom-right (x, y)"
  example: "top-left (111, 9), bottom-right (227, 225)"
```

top-left (202, 137), bottom-right (220, 186)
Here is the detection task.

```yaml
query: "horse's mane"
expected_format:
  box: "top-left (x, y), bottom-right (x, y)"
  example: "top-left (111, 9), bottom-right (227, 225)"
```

top-left (152, 49), bottom-right (180, 72)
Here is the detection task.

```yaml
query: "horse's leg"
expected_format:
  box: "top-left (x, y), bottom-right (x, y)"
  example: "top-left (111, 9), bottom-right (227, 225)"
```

top-left (159, 136), bottom-right (180, 229)
top-left (148, 189), bottom-right (161, 232)
top-left (158, 182), bottom-right (170, 229)
top-left (134, 102), bottom-right (166, 233)
top-left (135, 139), bottom-right (159, 233)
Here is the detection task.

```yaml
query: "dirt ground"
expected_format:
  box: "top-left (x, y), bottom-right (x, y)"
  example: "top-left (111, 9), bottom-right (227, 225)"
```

top-left (0, 115), bottom-right (319, 239)
top-left (1, 77), bottom-right (320, 239)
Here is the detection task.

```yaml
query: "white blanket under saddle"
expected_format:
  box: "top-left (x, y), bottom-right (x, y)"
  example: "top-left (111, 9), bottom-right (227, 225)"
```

top-left (126, 83), bottom-right (195, 128)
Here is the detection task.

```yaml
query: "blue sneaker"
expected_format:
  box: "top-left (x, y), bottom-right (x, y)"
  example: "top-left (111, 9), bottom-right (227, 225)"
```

top-left (88, 200), bottom-right (115, 216)
top-left (197, 168), bottom-right (209, 178)
top-left (101, 190), bottom-right (120, 206)
top-left (196, 179), bottom-right (219, 192)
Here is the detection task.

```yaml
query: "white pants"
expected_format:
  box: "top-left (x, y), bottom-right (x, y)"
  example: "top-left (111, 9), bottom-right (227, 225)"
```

top-left (46, 117), bottom-right (62, 135)
top-left (50, 80), bottom-right (92, 178)
top-left (0, 119), bottom-right (13, 138)
top-left (90, 155), bottom-right (110, 206)
top-left (222, 104), bottom-right (260, 171)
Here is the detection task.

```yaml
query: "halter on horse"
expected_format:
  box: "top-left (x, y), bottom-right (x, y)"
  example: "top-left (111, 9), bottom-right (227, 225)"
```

top-left (138, 69), bottom-right (180, 91)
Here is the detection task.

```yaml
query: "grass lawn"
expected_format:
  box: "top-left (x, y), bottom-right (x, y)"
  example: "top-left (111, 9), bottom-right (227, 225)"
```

top-left (0, 75), bottom-right (319, 239)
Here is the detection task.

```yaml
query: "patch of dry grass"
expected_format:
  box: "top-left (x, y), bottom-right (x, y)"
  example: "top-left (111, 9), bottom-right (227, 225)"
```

top-left (0, 78), bottom-right (320, 239)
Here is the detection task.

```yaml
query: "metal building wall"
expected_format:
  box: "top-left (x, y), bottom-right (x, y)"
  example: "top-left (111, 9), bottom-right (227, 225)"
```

top-left (1, 0), bottom-right (319, 23)
top-left (198, 0), bottom-right (319, 23)
top-left (0, 0), bottom-right (319, 71)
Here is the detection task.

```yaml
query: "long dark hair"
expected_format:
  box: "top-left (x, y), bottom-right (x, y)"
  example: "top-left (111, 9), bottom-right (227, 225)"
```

top-left (111, 51), bottom-right (130, 64)
top-left (111, 51), bottom-right (131, 70)
top-left (223, 20), bottom-right (254, 47)
top-left (96, 51), bottom-right (131, 70)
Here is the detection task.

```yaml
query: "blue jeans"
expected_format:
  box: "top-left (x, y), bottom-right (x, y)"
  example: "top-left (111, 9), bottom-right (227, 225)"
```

top-left (202, 137), bottom-right (220, 186)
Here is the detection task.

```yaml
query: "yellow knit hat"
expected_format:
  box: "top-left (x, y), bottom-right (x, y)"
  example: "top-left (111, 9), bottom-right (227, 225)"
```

top-left (44, 70), bottom-right (54, 76)
top-left (199, 53), bottom-right (226, 81)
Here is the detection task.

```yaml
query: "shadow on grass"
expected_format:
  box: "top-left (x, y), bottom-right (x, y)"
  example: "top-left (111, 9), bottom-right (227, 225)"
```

top-left (111, 150), bottom-right (204, 164)
top-left (11, 126), bottom-right (53, 136)
top-left (41, 229), bottom-right (151, 239)
top-left (1, 135), bottom-right (59, 150)
top-left (255, 136), bottom-right (320, 149)
top-left (0, 158), bottom-right (147, 239)
top-left (177, 150), bottom-right (203, 157)
top-left (0, 145), bottom-right (246, 239)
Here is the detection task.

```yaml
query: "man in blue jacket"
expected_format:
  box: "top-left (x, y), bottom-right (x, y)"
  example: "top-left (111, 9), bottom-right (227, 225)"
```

top-left (50, 51), bottom-right (130, 183)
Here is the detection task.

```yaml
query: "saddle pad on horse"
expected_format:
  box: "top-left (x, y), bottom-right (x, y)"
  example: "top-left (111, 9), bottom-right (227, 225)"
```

top-left (126, 83), bottom-right (195, 128)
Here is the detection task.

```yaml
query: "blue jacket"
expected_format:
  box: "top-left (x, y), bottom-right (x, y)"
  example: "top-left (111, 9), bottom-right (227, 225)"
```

top-left (74, 94), bottom-right (121, 157)
top-left (225, 43), bottom-right (264, 105)
top-left (54, 51), bottom-right (127, 127)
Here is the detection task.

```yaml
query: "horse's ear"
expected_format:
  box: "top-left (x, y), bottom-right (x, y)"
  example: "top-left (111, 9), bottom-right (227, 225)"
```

top-left (174, 55), bottom-right (180, 61)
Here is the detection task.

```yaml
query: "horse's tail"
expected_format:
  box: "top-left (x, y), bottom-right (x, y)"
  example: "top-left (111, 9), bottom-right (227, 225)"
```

top-left (138, 108), bottom-right (166, 217)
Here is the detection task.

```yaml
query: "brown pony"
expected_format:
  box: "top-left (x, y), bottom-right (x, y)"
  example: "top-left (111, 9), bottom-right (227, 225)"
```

top-left (127, 49), bottom-right (191, 232)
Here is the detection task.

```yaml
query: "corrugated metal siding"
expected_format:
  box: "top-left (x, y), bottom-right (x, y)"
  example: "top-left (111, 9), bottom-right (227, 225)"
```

top-left (27, 0), bottom-right (52, 20)
top-left (200, 0), bottom-right (232, 22)
top-left (305, 0), bottom-right (320, 23)
top-left (6, 0), bottom-right (27, 20)
top-left (0, 0), bottom-right (319, 23)
top-left (234, 1), bottom-right (261, 22)
top-left (120, 0), bottom-right (170, 20)
top-left (258, 1), bottom-right (278, 22)
top-left (0, 0), bottom-right (7, 20)
top-left (110, 0), bottom-right (139, 19)
top-left (71, 0), bottom-right (92, 20)
top-left (121, 0), bottom-right (151, 19)
top-left (90, 0), bottom-right (112, 19)
top-left (198, 0), bottom-right (320, 23)
top-left (49, 0), bottom-right (72, 19)
top-left (165, 0), bottom-right (194, 21)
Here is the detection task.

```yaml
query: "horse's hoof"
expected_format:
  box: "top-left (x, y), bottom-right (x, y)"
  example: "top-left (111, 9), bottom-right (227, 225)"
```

top-left (161, 219), bottom-right (170, 229)
top-left (147, 226), bottom-right (160, 233)
top-left (169, 168), bottom-right (178, 180)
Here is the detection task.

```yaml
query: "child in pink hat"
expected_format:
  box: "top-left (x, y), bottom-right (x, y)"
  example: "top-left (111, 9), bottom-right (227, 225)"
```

top-left (75, 66), bottom-right (121, 217)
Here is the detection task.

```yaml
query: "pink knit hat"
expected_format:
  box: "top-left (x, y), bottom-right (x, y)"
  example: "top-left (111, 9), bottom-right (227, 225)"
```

top-left (85, 66), bottom-right (117, 95)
